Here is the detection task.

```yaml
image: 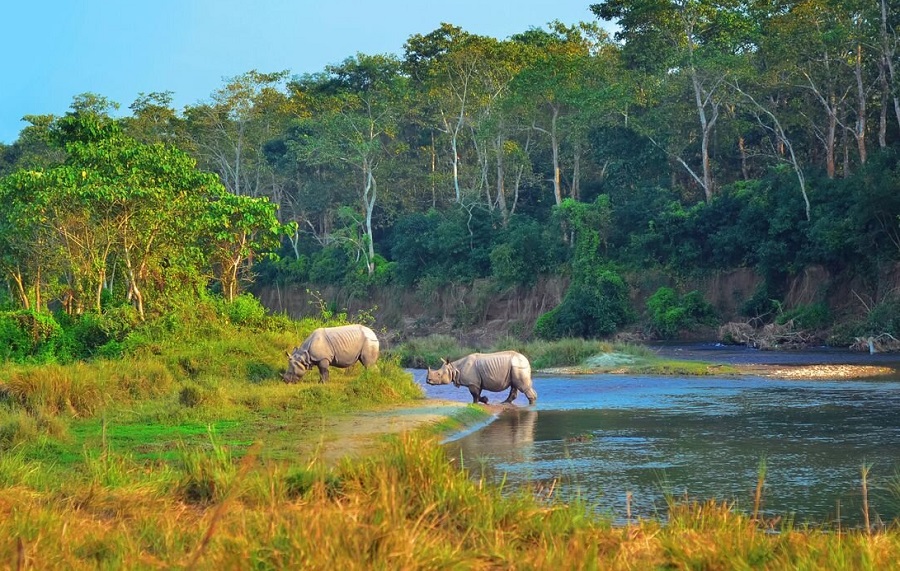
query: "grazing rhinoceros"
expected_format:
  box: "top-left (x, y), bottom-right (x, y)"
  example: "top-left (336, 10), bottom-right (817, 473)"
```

top-left (283, 324), bottom-right (380, 383)
top-left (426, 351), bottom-right (537, 405)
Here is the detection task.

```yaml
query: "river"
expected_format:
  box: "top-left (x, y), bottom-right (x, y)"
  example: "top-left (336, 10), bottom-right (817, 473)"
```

top-left (412, 345), bottom-right (900, 527)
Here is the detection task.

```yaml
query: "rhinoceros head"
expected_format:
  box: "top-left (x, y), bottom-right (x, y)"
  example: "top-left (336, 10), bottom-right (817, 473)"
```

top-left (283, 349), bottom-right (311, 383)
top-left (425, 358), bottom-right (458, 386)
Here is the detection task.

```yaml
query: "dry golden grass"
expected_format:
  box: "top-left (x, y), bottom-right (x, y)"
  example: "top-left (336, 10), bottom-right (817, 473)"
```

top-left (1, 434), bottom-right (899, 570)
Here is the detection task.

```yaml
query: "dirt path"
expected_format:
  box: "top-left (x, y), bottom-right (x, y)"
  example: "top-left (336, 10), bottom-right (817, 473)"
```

top-left (295, 399), bottom-right (470, 463)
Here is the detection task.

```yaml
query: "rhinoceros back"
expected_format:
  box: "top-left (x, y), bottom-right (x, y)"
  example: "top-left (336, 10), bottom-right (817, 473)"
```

top-left (318, 324), bottom-right (379, 367)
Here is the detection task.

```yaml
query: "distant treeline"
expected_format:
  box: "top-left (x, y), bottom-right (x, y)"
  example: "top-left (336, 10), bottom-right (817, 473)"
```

top-left (2, 2), bottom-right (900, 341)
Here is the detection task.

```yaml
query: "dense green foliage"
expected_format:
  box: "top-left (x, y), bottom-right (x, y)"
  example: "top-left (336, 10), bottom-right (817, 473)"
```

top-left (646, 287), bottom-right (717, 339)
top-left (4, 5), bottom-right (900, 340)
top-left (0, 104), bottom-right (290, 328)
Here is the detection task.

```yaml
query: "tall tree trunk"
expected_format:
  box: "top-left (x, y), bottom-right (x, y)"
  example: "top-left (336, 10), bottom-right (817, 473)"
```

top-left (12, 270), bottom-right (29, 309)
top-left (551, 106), bottom-right (562, 206)
top-left (34, 264), bottom-right (41, 312)
top-left (363, 163), bottom-right (377, 275)
top-left (880, 60), bottom-right (889, 148)
top-left (510, 128), bottom-right (532, 216)
top-left (689, 66), bottom-right (719, 202)
top-left (881, 0), bottom-right (900, 133)
top-left (572, 139), bottom-right (581, 200)
top-left (431, 131), bottom-right (437, 208)
top-left (95, 268), bottom-right (104, 314)
top-left (854, 43), bottom-right (867, 164)
top-left (494, 134), bottom-right (508, 225)
top-left (841, 123), bottom-right (850, 177)
top-left (123, 250), bottom-right (145, 320)
top-left (441, 108), bottom-right (464, 203)
top-left (826, 93), bottom-right (837, 179)
top-left (739, 136), bottom-right (750, 180)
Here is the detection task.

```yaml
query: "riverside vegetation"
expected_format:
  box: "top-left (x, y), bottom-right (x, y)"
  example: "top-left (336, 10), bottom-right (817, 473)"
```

top-left (1, 298), bottom-right (899, 569)
top-left (2, 33), bottom-right (900, 565)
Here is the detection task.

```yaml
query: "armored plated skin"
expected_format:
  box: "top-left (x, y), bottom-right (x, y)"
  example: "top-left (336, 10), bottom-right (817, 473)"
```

top-left (426, 351), bottom-right (537, 405)
top-left (283, 324), bottom-right (380, 383)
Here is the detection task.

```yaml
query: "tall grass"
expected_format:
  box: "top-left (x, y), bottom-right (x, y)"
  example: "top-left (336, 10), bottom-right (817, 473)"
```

top-left (388, 334), bottom-right (476, 368)
top-left (1, 434), bottom-right (899, 569)
top-left (391, 335), bottom-right (734, 375)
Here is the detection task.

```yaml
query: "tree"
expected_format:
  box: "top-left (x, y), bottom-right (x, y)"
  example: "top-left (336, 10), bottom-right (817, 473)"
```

top-left (200, 189), bottom-right (289, 302)
top-left (184, 70), bottom-right (292, 199)
top-left (511, 22), bottom-right (621, 206)
top-left (592, 0), bottom-right (753, 201)
top-left (0, 170), bottom-right (60, 310)
top-left (404, 26), bottom-right (526, 215)
top-left (404, 24), bottom-right (473, 204)
top-left (290, 54), bottom-right (406, 275)
top-left (0, 115), bottom-right (66, 176)
top-left (125, 91), bottom-right (184, 144)
top-left (0, 103), bottom-right (288, 316)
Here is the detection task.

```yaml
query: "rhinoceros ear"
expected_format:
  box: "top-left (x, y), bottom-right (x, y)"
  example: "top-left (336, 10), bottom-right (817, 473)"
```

top-left (285, 351), bottom-right (292, 359)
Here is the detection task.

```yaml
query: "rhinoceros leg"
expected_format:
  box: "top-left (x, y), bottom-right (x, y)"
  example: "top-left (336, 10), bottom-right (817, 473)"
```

top-left (523, 387), bottom-right (537, 406)
top-left (502, 387), bottom-right (518, 404)
top-left (467, 386), bottom-right (484, 404)
top-left (317, 360), bottom-right (331, 383)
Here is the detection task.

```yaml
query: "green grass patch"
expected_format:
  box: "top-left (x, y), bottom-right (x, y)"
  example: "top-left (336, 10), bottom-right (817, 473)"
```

top-left (629, 359), bottom-right (741, 376)
top-left (419, 404), bottom-right (491, 438)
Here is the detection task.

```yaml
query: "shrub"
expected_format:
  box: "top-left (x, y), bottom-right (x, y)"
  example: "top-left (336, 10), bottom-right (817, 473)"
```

top-left (777, 302), bottom-right (832, 330)
top-left (646, 287), bottom-right (717, 339)
top-left (5, 364), bottom-right (107, 416)
top-left (740, 283), bottom-right (782, 321)
top-left (308, 247), bottom-right (351, 284)
top-left (489, 217), bottom-right (566, 287)
top-left (179, 385), bottom-right (204, 408)
top-left (223, 293), bottom-right (268, 326)
top-left (534, 267), bottom-right (632, 339)
top-left (0, 310), bottom-right (67, 363)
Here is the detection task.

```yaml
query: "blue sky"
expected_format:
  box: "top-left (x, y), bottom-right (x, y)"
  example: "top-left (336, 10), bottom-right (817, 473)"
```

top-left (1, 0), bottom-right (603, 144)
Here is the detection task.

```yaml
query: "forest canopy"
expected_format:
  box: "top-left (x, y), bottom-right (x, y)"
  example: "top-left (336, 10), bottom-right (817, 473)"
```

top-left (2, 1), bottom-right (900, 343)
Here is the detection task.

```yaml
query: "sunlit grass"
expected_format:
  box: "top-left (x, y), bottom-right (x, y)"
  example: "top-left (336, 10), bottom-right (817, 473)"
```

top-left (1, 308), bottom-right (895, 568)
top-left (1, 433), bottom-right (898, 569)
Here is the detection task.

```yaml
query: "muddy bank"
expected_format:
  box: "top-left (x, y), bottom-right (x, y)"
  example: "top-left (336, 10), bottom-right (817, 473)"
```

top-left (293, 400), bottom-right (472, 463)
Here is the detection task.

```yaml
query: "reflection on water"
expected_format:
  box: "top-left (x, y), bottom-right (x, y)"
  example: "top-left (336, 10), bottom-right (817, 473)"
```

top-left (429, 373), bottom-right (900, 527)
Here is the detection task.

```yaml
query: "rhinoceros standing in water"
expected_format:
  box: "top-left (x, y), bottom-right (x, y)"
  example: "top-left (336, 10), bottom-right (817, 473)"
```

top-left (283, 324), bottom-right (379, 383)
top-left (426, 351), bottom-right (537, 405)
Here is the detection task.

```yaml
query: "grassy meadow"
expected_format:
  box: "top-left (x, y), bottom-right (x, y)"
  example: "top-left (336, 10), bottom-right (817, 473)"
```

top-left (0, 308), bottom-right (898, 569)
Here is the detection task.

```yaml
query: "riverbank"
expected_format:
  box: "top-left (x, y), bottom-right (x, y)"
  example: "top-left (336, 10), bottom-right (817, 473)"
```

top-left (4, 334), bottom-right (900, 567)
top-left (303, 399), bottom-right (478, 462)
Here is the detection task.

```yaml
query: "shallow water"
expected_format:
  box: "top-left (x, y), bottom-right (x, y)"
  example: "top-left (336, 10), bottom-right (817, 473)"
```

top-left (413, 350), bottom-right (900, 527)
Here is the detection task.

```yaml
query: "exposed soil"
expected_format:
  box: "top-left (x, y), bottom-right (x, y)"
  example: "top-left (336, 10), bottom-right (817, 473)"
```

top-left (294, 400), bottom-right (469, 463)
